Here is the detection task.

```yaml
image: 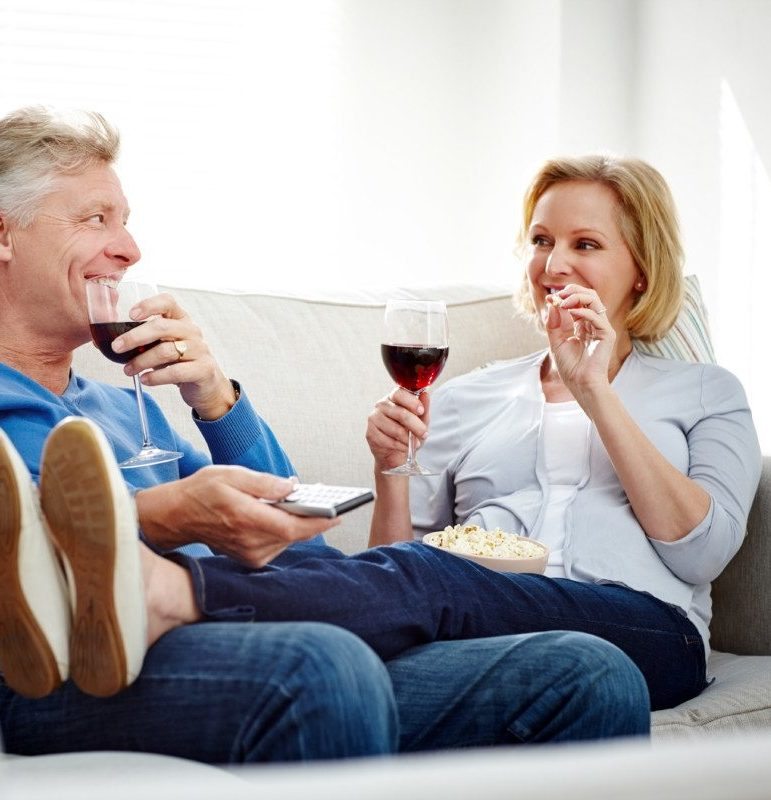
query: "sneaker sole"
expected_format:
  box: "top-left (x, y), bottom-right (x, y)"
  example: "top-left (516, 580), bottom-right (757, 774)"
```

top-left (40, 419), bottom-right (144, 698)
top-left (0, 434), bottom-right (66, 698)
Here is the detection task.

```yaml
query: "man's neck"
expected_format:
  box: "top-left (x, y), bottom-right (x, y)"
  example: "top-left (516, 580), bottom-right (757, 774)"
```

top-left (0, 339), bottom-right (73, 395)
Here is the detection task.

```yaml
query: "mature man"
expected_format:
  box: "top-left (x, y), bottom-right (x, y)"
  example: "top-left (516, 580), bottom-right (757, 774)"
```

top-left (0, 106), bottom-right (649, 762)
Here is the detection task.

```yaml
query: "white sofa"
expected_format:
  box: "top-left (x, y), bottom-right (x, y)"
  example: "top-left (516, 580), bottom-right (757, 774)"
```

top-left (73, 281), bottom-right (768, 740)
top-left (5, 282), bottom-right (770, 795)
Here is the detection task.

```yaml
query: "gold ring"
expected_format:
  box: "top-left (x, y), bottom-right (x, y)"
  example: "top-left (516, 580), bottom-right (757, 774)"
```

top-left (173, 340), bottom-right (188, 361)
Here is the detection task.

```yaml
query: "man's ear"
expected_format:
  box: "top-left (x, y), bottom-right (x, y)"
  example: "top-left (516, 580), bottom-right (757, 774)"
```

top-left (0, 214), bottom-right (13, 263)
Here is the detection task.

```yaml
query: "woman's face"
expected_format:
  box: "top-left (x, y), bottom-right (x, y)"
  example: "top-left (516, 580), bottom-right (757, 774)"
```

top-left (525, 180), bottom-right (644, 332)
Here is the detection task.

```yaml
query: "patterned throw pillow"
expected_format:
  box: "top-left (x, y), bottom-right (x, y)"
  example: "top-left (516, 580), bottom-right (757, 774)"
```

top-left (634, 274), bottom-right (716, 364)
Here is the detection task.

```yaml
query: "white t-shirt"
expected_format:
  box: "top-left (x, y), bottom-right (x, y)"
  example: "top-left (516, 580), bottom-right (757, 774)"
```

top-left (539, 400), bottom-right (590, 577)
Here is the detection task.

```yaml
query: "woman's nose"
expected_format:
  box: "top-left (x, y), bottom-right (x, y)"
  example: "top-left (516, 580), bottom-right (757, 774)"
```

top-left (544, 244), bottom-right (570, 276)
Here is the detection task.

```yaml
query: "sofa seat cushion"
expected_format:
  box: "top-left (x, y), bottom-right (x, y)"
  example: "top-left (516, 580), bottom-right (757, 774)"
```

top-left (652, 650), bottom-right (771, 738)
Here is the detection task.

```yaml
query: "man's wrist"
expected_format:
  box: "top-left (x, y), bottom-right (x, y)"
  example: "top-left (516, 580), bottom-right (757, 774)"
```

top-left (193, 378), bottom-right (241, 421)
top-left (135, 485), bottom-right (187, 551)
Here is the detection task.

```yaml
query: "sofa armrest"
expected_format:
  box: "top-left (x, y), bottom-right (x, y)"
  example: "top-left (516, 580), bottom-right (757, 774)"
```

top-left (710, 455), bottom-right (771, 655)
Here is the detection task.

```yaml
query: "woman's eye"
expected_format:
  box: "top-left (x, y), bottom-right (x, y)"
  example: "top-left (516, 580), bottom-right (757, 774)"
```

top-left (576, 239), bottom-right (599, 250)
top-left (531, 235), bottom-right (551, 247)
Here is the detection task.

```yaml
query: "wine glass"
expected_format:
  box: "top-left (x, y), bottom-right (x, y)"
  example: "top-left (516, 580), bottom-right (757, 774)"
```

top-left (85, 272), bottom-right (183, 469)
top-left (381, 300), bottom-right (449, 476)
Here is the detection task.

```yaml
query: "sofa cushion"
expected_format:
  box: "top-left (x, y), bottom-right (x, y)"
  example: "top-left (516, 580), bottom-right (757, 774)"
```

top-left (635, 274), bottom-right (716, 363)
top-left (651, 651), bottom-right (771, 738)
top-left (7, 734), bottom-right (771, 799)
top-left (0, 750), bottom-right (245, 796)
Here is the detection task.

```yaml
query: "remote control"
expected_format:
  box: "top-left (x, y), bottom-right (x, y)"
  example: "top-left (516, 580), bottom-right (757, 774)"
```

top-left (274, 483), bottom-right (375, 518)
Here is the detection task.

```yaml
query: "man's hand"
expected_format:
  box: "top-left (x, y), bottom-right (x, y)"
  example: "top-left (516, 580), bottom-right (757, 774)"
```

top-left (111, 292), bottom-right (237, 420)
top-left (135, 466), bottom-right (340, 568)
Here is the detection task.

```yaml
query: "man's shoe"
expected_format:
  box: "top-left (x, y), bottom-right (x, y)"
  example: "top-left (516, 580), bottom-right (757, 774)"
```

top-left (40, 417), bottom-right (147, 698)
top-left (0, 428), bottom-right (71, 698)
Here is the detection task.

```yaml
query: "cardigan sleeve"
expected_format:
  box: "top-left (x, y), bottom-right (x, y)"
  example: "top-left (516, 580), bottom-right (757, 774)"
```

top-left (648, 364), bottom-right (761, 584)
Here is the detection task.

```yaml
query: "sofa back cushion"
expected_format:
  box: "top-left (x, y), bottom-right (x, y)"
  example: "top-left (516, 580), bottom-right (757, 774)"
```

top-left (73, 284), bottom-right (545, 554)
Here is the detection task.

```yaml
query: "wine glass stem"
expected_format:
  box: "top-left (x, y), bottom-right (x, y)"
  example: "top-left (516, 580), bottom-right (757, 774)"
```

top-left (405, 430), bottom-right (418, 469)
top-left (404, 388), bottom-right (423, 469)
top-left (132, 374), bottom-right (155, 449)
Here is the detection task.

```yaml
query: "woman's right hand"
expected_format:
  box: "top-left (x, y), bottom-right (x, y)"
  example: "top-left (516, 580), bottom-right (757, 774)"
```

top-left (366, 387), bottom-right (431, 472)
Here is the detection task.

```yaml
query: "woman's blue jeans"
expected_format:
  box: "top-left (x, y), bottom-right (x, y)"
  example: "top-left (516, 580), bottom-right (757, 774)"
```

top-left (179, 541), bottom-right (706, 711)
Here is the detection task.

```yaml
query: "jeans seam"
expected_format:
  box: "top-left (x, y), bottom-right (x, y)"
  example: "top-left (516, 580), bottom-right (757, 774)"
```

top-left (514, 612), bottom-right (694, 638)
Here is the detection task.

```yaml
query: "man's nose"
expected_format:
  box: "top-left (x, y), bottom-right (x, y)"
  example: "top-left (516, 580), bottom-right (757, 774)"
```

top-left (105, 227), bottom-right (141, 266)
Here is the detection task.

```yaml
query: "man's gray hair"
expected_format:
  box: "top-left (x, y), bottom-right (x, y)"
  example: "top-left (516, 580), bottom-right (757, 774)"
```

top-left (0, 106), bottom-right (120, 228)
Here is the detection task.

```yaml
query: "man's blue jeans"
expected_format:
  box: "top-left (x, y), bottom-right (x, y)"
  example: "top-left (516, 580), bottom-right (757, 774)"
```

top-left (389, 631), bottom-right (649, 748)
top-left (1, 622), bottom-right (649, 762)
top-left (178, 541), bottom-right (707, 711)
top-left (1, 622), bottom-right (395, 761)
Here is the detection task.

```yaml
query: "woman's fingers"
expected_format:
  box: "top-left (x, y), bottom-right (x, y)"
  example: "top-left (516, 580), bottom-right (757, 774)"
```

top-left (366, 389), bottom-right (432, 469)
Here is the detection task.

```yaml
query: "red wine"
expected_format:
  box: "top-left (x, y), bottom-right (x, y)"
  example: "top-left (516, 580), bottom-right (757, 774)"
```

top-left (90, 321), bottom-right (160, 365)
top-left (381, 344), bottom-right (449, 392)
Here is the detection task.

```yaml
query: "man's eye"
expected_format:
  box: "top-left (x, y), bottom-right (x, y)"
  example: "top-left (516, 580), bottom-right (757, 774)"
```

top-left (88, 213), bottom-right (105, 223)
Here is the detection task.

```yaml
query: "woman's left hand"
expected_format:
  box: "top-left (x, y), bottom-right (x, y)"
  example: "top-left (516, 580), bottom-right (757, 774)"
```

top-left (545, 284), bottom-right (616, 394)
top-left (111, 292), bottom-right (237, 420)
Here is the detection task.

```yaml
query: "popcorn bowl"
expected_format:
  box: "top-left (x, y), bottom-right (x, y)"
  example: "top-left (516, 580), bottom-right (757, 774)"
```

top-left (422, 527), bottom-right (549, 574)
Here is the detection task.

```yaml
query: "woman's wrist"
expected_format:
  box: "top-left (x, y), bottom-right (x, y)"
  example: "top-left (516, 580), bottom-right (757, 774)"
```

top-left (572, 381), bottom-right (615, 419)
top-left (369, 471), bottom-right (412, 545)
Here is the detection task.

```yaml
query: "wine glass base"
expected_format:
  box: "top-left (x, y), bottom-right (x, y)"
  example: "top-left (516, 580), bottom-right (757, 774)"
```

top-left (382, 463), bottom-right (437, 477)
top-left (120, 447), bottom-right (183, 469)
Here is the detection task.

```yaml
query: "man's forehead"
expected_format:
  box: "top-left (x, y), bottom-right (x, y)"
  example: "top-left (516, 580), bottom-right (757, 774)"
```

top-left (53, 166), bottom-right (130, 214)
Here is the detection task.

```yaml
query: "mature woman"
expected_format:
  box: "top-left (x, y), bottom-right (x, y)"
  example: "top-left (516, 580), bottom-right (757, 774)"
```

top-left (125, 154), bottom-right (758, 711)
top-left (365, 154), bottom-right (763, 699)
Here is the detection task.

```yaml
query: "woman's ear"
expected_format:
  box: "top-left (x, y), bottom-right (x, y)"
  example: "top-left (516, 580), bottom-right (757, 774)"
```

top-left (634, 274), bottom-right (647, 293)
top-left (0, 214), bottom-right (13, 263)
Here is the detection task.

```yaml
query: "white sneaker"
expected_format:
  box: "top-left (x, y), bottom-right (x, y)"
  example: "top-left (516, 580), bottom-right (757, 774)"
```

top-left (0, 428), bottom-right (71, 698)
top-left (40, 417), bottom-right (147, 698)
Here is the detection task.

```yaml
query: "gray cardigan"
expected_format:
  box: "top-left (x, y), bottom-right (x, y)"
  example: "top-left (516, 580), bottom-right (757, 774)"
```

top-left (409, 348), bottom-right (762, 656)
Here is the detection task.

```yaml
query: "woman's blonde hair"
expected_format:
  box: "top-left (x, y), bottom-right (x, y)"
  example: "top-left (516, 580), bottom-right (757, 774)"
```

top-left (516, 154), bottom-right (684, 342)
top-left (0, 106), bottom-right (120, 228)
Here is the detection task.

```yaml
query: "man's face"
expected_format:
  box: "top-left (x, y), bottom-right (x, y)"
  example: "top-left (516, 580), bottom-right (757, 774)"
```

top-left (2, 163), bottom-right (141, 348)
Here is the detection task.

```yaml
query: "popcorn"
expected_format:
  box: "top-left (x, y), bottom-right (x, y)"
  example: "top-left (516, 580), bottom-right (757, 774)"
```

top-left (425, 524), bottom-right (546, 560)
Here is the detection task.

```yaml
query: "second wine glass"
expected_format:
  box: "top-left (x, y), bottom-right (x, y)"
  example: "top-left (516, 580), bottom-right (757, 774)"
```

top-left (86, 273), bottom-right (183, 469)
top-left (381, 300), bottom-right (449, 477)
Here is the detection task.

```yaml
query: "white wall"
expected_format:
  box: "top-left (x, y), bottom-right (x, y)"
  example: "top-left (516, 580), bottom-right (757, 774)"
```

top-left (334, 0), bottom-right (562, 289)
top-left (2, 0), bottom-right (770, 445)
top-left (558, 0), bottom-right (637, 154)
top-left (0, 0), bottom-right (562, 292)
top-left (631, 0), bottom-right (771, 450)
